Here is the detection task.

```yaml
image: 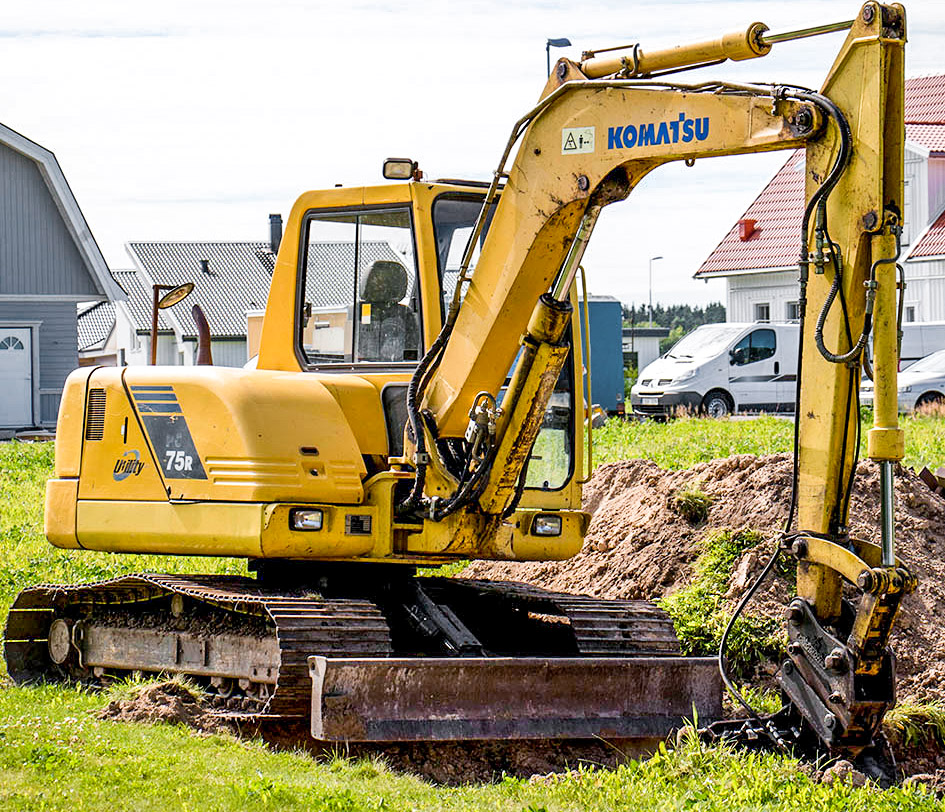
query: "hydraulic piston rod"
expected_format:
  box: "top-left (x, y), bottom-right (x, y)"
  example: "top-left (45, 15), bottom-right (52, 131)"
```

top-left (579, 18), bottom-right (855, 79)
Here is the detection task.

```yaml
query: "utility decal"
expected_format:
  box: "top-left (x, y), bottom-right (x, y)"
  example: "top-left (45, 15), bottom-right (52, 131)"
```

top-left (607, 114), bottom-right (709, 149)
top-left (129, 385), bottom-right (207, 480)
top-left (561, 126), bottom-right (595, 154)
top-left (113, 449), bottom-right (146, 481)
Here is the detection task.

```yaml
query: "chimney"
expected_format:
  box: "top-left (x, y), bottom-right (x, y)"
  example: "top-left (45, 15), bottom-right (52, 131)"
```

top-left (199, 259), bottom-right (211, 274)
top-left (269, 213), bottom-right (283, 254)
top-left (738, 218), bottom-right (757, 241)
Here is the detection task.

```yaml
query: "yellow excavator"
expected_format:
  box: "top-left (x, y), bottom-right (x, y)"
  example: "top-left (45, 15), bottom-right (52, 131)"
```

top-left (5, 2), bottom-right (913, 780)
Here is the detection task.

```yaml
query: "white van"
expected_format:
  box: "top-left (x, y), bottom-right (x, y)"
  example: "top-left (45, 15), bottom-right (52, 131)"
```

top-left (898, 322), bottom-right (945, 368)
top-left (630, 322), bottom-right (799, 417)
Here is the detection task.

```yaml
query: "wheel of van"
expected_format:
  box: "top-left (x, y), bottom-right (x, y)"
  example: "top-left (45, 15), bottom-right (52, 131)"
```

top-left (701, 390), bottom-right (732, 418)
top-left (916, 392), bottom-right (944, 413)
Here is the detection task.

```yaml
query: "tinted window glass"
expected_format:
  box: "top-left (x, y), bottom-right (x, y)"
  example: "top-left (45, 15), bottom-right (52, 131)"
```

top-left (731, 329), bottom-right (776, 366)
top-left (431, 194), bottom-right (497, 317)
top-left (298, 208), bottom-right (420, 365)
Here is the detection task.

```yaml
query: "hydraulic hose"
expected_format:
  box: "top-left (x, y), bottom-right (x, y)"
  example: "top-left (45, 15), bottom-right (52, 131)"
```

top-left (717, 84), bottom-right (852, 722)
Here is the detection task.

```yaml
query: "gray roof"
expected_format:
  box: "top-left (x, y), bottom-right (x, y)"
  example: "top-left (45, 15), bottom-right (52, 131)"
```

top-left (112, 268), bottom-right (173, 333)
top-left (0, 122), bottom-right (125, 302)
top-left (125, 242), bottom-right (275, 340)
top-left (121, 240), bottom-right (409, 341)
top-left (77, 300), bottom-right (116, 351)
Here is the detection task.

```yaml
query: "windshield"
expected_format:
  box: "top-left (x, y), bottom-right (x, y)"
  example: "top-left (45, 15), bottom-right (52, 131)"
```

top-left (431, 193), bottom-right (496, 318)
top-left (904, 349), bottom-right (945, 375)
top-left (664, 324), bottom-right (746, 360)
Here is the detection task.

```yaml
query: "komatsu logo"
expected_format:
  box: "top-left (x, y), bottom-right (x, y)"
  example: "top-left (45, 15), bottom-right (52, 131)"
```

top-left (607, 114), bottom-right (710, 149)
top-left (113, 449), bottom-right (145, 480)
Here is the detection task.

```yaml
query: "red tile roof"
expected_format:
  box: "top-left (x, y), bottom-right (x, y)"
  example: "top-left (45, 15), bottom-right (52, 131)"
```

top-left (905, 123), bottom-right (945, 153)
top-left (696, 76), bottom-right (945, 278)
top-left (695, 151), bottom-right (804, 276)
top-left (905, 76), bottom-right (945, 124)
top-left (909, 208), bottom-right (945, 259)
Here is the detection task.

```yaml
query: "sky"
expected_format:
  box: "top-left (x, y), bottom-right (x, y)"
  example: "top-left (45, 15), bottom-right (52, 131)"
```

top-left (2, 0), bottom-right (943, 309)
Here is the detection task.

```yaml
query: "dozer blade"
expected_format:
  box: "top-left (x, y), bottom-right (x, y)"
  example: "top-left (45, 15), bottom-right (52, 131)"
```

top-left (309, 656), bottom-right (720, 741)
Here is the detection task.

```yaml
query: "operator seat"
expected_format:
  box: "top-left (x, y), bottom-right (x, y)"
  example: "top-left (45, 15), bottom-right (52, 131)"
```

top-left (357, 260), bottom-right (419, 362)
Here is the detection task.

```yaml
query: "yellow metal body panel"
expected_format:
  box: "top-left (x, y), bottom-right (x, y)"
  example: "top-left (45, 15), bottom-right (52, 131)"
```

top-left (794, 8), bottom-right (904, 619)
top-left (54, 366), bottom-right (95, 478)
top-left (76, 365), bottom-right (367, 506)
top-left (76, 500), bottom-right (265, 557)
top-left (45, 478), bottom-right (79, 550)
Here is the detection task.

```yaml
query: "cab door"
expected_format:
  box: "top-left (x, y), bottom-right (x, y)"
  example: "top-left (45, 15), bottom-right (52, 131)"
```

top-left (727, 328), bottom-right (778, 412)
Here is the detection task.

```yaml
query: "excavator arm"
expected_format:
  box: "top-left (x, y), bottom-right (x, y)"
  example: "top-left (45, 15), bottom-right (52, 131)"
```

top-left (402, 3), bottom-right (910, 770)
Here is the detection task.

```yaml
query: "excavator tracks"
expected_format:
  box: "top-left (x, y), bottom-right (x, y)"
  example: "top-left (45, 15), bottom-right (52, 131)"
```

top-left (5, 574), bottom-right (392, 718)
top-left (4, 573), bottom-right (713, 739)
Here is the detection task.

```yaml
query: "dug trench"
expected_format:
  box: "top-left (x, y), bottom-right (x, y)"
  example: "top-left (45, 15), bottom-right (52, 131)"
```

top-left (99, 453), bottom-right (945, 785)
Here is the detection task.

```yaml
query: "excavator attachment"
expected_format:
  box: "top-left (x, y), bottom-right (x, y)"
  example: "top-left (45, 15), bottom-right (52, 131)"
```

top-left (310, 656), bottom-right (721, 741)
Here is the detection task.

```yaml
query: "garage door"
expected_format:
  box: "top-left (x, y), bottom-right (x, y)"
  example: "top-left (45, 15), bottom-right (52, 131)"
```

top-left (0, 327), bottom-right (32, 427)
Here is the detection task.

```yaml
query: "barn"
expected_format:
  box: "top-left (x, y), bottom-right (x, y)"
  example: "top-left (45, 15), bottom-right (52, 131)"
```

top-left (0, 123), bottom-right (122, 431)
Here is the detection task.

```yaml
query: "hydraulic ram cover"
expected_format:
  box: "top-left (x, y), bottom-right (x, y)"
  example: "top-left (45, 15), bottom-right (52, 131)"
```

top-left (309, 655), bottom-right (721, 741)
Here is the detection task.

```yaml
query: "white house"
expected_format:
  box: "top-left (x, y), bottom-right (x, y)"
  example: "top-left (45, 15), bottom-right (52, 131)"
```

top-left (695, 75), bottom-right (945, 325)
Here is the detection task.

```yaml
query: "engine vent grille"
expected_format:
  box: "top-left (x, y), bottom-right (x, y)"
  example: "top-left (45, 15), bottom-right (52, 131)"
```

top-left (85, 388), bottom-right (106, 441)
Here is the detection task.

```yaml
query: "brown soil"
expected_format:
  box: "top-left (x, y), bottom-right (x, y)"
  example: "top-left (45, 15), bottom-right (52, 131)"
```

top-left (98, 681), bottom-right (235, 736)
top-left (463, 454), bottom-right (945, 703)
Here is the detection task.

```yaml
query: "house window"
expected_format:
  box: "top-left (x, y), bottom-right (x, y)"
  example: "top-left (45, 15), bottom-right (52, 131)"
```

top-left (905, 306), bottom-right (916, 322)
top-left (754, 303), bottom-right (770, 322)
top-left (0, 335), bottom-right (25, 350)
top-left (786, 301), bottom-right (800, 321)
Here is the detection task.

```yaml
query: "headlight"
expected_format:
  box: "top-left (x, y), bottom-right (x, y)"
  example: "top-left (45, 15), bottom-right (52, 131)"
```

top-left (898, 385), bottom-right (912, 394)
top-left (673, 369), bottom-right (696, 383)
top-left (531, 514), bottom-right (562, 536)
top-left (290, 508), bottom-right (323, 531)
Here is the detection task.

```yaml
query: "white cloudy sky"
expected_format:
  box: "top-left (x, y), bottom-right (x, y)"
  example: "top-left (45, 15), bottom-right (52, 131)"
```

top-left (2, 0), bottom-right (943, 308)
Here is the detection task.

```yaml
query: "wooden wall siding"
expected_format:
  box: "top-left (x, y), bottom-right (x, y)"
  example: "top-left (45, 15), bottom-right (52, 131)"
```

top-left (728, 271), bottom-right (798, 323)
top-left (208, 339), bottom-right (248, 368)
top-left (0, 300), bottom-right (77, 424)
top-left (928, 157), bottom-right (945, 225)
top-left (0, 145), bottom-right (99, 297)
top-left (904, 150), bottom-right (928, 247)
top-left (905, 258), bottom-right (945, 321)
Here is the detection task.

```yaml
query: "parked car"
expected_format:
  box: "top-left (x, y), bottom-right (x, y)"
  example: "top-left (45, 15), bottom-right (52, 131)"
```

top-left (630, 322), bottom-right (799, 417)
top-left (861, 348), bottom-right (945, 412)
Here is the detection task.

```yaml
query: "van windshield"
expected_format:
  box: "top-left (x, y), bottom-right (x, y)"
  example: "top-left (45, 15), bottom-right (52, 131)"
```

top-left (905, 348), bottom-right (945, 374)
top-left (664, 324), bottom-right (746, 360)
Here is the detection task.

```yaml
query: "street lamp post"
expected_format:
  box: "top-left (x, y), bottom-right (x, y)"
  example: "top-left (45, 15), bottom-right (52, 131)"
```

top-left (150, 282), bottom-right (195, 365)
top-left (546, 37), bottom-right (572, 77)
top-left (648, 256), bottom-right (663, 326)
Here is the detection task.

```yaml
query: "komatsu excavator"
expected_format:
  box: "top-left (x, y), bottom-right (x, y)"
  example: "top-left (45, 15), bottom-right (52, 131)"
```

top-left (5, 2), bottom-right (913, 779)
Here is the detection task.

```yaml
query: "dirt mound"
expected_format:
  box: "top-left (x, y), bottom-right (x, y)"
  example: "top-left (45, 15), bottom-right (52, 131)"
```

top-left (98, 681), bottom-right (235, 736)
top-left (463, 454), bottom-right (945, 701)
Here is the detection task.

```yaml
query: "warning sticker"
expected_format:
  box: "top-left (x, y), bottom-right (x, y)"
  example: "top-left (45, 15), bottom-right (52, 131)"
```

top-left (562, 126), bottom-right (595, 155)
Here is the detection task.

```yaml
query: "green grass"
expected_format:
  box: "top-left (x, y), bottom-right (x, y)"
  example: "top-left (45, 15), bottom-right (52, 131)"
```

top-left (3, 415), bottom-right (945, 808)
top-left (658, 528), bottom-right (785, 680)
top-left (1, 684), bottom-right (942, 811)
top-left (594, 412), bottom-right (945, 472)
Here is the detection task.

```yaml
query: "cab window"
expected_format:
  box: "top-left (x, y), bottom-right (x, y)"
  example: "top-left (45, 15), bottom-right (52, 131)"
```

top-left (730, 328), bottom-right (776, 366)
top-left (297, 207), bottom-right (421, 366)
